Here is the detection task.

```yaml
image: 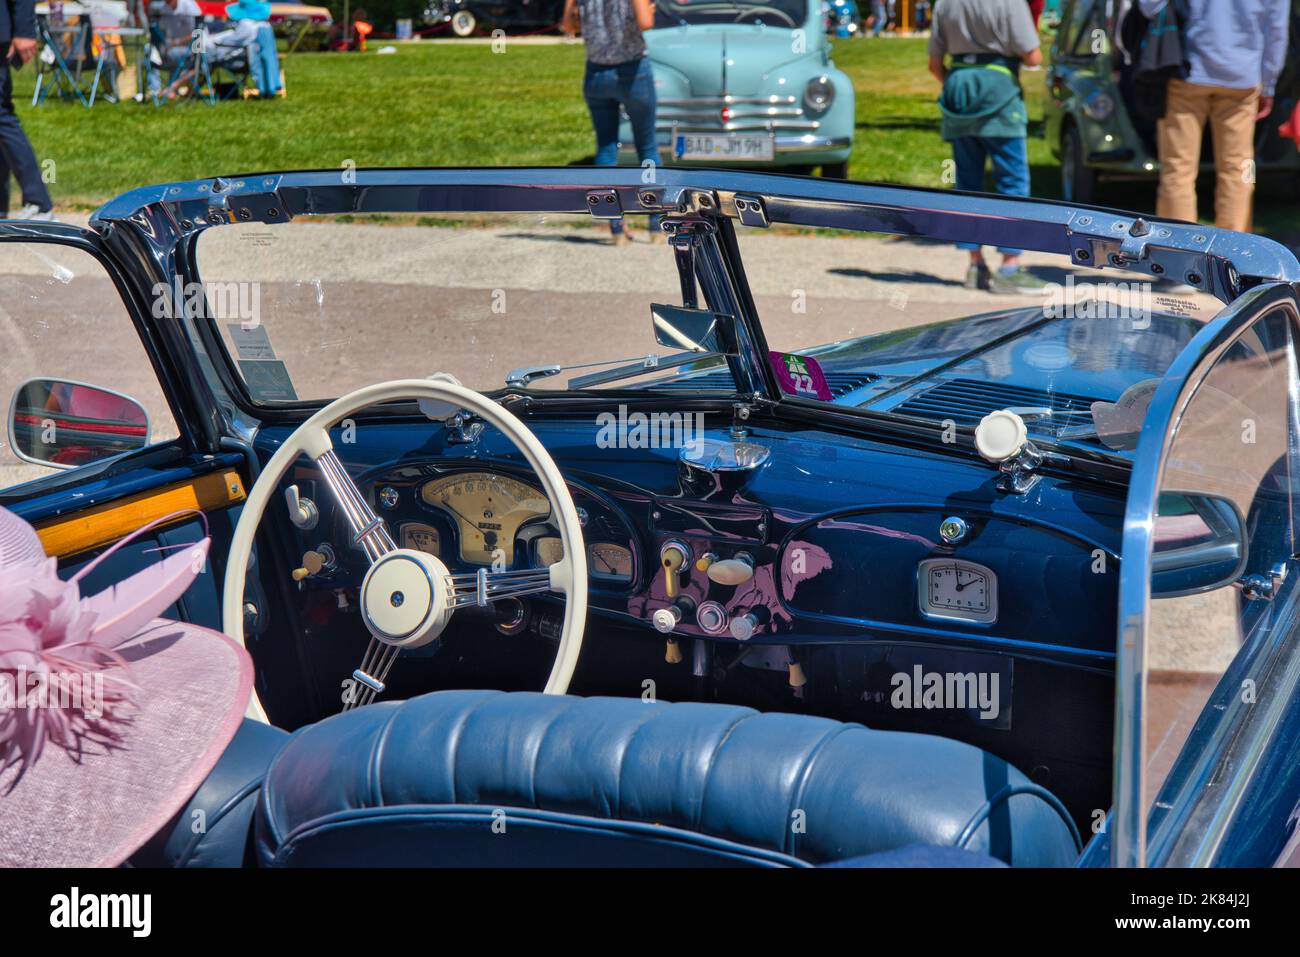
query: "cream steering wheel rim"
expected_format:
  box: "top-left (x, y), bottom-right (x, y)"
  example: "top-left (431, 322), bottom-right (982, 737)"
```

top-left (222, 378), bottom-right (589, 722)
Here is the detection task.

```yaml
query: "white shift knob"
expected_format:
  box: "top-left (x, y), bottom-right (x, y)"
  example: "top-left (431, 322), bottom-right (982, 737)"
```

top-left (974, 410), bottom-right (1028, 463)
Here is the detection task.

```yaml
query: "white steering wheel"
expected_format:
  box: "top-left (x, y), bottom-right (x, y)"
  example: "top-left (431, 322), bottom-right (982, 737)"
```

top-left (222, 379), bottom-right (589, 722)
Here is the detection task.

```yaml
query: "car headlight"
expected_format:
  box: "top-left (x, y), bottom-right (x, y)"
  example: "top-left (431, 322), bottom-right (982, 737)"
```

top-left (804, 76), bottom-right (835, 112)
top-left (1083, 91), bottom-right (1114, 121)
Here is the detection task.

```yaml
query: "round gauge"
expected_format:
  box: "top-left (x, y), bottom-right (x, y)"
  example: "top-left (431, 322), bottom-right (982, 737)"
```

top-left (421, 472), bottom-right (550, 566)
top-left (918, 558), bottom-right (997, 624)
top-left (535, 536), bottom-right (565, 567)
top-left (588, 543), bottom-right (633, 583)
top-left (400, 523), bottom-right (441, 556)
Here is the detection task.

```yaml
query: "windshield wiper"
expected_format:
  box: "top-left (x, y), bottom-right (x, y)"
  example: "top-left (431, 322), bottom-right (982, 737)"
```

top-left (505, 351), bottom-right (723, 390)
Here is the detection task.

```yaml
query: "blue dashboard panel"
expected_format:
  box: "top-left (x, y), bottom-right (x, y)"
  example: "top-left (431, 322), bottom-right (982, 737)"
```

top-left (254, 411), bottom-right (1126, 673)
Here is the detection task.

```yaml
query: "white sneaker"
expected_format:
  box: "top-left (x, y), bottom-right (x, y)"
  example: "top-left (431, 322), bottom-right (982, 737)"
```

top-left (12, 205), bottom-right (54, 221)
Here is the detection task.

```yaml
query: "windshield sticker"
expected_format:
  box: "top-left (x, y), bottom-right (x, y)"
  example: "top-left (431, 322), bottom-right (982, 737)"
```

top-left (768, 351), bottom-right (832, 401)
top-left (227, 323), bottom-right (278, 362)
top-left (239, 360), bottom-right (299, 402)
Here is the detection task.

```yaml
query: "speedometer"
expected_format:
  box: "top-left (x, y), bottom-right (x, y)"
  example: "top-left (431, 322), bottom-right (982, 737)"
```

top-left (918, 558), bottom-right (997, 624)
top-left (421, 472), bottom-right (550, 566)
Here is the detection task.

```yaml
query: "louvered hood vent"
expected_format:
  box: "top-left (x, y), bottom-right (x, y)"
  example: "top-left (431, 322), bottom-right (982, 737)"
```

top-left (890, 378), bottom-right (1099, 434)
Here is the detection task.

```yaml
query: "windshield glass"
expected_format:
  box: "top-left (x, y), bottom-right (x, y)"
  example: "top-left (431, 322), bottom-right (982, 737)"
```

top-left (194, 212), bottom-right (735, 404)
top-left (653, 0), bottom-right (810, 28)
top-left (732, 226), bottom-right (1219, 455)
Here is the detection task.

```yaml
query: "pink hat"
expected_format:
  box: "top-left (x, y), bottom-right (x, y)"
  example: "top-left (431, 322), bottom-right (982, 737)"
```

top-left (0, 507), bottom-right (253, 867)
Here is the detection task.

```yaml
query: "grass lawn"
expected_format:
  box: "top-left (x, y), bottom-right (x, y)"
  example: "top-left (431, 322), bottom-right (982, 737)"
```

top-left (10, 36), bottom-right (1298, 241)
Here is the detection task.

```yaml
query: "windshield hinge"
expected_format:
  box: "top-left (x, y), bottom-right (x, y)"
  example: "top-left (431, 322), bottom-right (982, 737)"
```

top-left (732, 194), bottom-right (769, 228)
top-left (586, 189), bottom-right (623, 220)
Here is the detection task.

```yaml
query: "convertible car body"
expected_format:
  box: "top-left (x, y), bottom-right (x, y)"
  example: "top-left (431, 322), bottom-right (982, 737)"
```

top-left (2, 168), bottom-right (1299, 867)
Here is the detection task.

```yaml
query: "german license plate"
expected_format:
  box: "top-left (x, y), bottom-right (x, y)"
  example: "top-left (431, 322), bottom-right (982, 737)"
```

top-left (674, 133), bottom-right (775, 161)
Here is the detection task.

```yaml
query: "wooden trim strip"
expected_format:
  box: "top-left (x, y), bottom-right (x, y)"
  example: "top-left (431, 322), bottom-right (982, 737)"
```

top-left (35, 469), bottom-right (247, 559)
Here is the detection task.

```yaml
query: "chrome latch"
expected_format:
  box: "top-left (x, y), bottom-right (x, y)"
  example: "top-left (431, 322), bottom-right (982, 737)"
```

top-left (444, 411), bottom-right (484, 444)
top-left (1240, 563), bottom-right (1288, 601)
top-left (586, 189), bottom-right (623, 220)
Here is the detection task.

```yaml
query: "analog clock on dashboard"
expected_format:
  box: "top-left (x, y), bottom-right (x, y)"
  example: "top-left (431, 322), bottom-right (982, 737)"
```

top-left (918, 558), bottom-right (998, 625)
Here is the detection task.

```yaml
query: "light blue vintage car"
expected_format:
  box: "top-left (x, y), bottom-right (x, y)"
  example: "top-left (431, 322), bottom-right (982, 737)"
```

top-left (620, 0), bottom-right (855, 177)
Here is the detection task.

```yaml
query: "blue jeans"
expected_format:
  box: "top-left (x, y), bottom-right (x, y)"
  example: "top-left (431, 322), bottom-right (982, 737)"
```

top-left (952, 135), bottom-right (1030, 257)
top-left (0, 62), bottom-right (53, 216)
top-left (584, 57), bottom-right (660, 234)
top-left (870, 0), bottom-right (886, 34)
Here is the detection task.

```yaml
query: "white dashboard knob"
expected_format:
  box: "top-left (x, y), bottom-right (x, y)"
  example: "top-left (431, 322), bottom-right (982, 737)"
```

top-left (652, 607), bottom-right (682, 634)
top-left (974, 410), bottom-right (1028, 463)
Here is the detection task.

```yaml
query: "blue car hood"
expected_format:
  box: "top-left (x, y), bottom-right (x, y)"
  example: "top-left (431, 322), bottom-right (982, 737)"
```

top-left (808, 306), bottom-right (1202, 409)
top-left (646, 25), bottom-right (811, 95)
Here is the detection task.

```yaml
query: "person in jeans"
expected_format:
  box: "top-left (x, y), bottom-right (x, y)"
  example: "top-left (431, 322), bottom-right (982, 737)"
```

top-left (0, 0), bottom-right (54, 220)
top-left (869, 0), bottom-right (886, 36)
top-left (1138, 0), bottom-right (1289, 233)
top-left (563, 0), bottom-right (659, 244)
top-left (929, 0), bottom-right (1045, 294)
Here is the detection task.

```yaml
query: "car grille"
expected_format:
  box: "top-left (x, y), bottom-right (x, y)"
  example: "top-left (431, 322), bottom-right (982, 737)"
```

top-left (890, 378), bottom-right (1099, 435)
top-left (657, 95), bottom-right (819, 134)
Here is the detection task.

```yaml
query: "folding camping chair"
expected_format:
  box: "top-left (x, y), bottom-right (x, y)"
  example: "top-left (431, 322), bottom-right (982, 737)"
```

top-left (88, 26), bottom-right (147, 105)
top-left (31, 19), bottom-right (90, 106)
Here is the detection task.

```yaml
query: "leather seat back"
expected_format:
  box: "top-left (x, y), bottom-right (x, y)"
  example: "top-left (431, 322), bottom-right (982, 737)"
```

top-left (256, 690), bottom-right (1081, 867)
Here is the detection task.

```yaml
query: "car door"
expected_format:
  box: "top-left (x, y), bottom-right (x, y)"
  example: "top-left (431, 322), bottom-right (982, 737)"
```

top-left (0, 223), bottom-right (250, 633)
top-left (1104, 280), bottom-right (1300, 867)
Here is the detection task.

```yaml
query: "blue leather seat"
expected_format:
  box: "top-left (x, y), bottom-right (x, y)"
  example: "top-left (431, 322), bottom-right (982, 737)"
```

top-left (256, 690), bottom-right (1081, 867)
top-left (132, 719), bottom-right (290, 868)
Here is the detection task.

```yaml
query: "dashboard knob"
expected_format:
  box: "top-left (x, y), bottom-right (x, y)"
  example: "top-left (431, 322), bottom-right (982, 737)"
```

top-left (285, 485), bottom-right (318, 531)
top-left (707, 553), bottom-right (755, 586)
top-left (651, 606), bottom-right (682, 634)
top-left (729, 605), bottom-right (770, 641)
top-left (695, 600), bottom-right (728, 635)
top-left (974, 410), bottom-right (1029, 463)
top-left (659, 541), bottom-right (690, 599)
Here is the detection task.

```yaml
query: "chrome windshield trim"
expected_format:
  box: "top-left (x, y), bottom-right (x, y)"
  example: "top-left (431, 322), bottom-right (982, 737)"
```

top-left (92, 167), bottom-right (1300, 304)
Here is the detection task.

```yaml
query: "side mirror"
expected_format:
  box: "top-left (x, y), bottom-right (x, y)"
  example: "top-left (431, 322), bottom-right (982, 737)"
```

top-left (651, 303), bottom-right (738, 356)
top-left (7, 377), bottom-right (150, 470)
top-left (1150, 492), bottom-right (1247, 598)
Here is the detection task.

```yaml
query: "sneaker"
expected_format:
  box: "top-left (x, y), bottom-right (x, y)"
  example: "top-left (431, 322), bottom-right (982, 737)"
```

top-left (988, 266), bottom-right (1050, 295)
top-left (11, 205), bottom-right (53, 222)
top-left (964, 261), bottom-right (990, 291)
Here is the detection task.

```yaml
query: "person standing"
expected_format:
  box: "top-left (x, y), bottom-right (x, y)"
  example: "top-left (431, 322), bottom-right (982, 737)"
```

top-left (869, 0), bottom-right (886, 36)
top-left (929, 0), bottom-right (1045, 293)
top-left (0, 0), bottom-right (54, 220)
top-left (563, 0), bottom-right (659, 245)
top-left (1139, 0), bottom-right (1289, 233)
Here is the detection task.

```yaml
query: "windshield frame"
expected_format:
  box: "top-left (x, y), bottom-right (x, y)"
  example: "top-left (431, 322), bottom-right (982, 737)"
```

top-left (94, 167), bottom-right (1300, 435)
top-left (652, 0), bottom-right (814, 29)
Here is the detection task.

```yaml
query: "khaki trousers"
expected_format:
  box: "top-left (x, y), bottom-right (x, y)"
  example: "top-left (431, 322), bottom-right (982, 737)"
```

top-left (1156, 78), bottom-right (1259, 233)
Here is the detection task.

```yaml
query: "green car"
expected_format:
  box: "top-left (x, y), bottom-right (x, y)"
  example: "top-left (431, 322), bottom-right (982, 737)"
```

top-left (1044, 0), bottom-right (1300, 204)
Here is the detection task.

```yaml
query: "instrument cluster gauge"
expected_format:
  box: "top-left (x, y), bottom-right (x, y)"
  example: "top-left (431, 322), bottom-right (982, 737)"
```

top-left (535, 536), bottom-right (565, 567)
top-left (420, 472), bottom-right (550, 566)
top-left (400, 523), bottom-right (441, 556)
top-left (588, 543), bottom-right (633, 584)
top-left (917, 558), bottom-right (997, 625)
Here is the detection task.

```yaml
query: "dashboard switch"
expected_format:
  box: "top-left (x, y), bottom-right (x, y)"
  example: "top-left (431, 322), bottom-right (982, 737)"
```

top-left (292, 549), bottom-right (328, 582)
top-left (285, 485), bottom-right (319, 531)
top-left (652, 606), bottom-right (682, 634)
top-left (696, 600), bottom-right (728, 635)
top-left (729, 605), bottom-right (770, 641)
top-left (659, 541), bottom-right (691, 599)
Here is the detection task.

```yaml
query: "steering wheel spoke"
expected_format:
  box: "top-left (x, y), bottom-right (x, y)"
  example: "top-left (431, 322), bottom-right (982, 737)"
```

top-left (447, 566), bottom-right (558, 609)
top-left (314, 446), bottom-right (397, 563)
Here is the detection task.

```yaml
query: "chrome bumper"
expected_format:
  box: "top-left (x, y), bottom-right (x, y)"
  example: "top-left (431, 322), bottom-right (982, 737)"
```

top-left (619, 133), bottom-right (851, 159)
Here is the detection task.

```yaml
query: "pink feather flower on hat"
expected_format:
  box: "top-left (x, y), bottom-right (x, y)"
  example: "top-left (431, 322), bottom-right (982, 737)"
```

top-left (0, 508), bottom-right (212, 790)
top-left (0, 557), bottom-right (138, 789)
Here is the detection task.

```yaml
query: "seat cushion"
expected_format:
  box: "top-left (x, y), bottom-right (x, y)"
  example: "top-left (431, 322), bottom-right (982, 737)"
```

top-left (256, 690), bottom-right (1081, 867)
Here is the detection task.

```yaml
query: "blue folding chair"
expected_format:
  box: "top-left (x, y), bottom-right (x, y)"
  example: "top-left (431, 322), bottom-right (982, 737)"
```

top-left (31, 19), bottom-right (89, 106)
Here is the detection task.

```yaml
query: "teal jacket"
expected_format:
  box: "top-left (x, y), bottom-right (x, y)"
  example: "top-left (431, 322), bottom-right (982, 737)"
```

top-left (938, 63), bottom-right (1027, 141)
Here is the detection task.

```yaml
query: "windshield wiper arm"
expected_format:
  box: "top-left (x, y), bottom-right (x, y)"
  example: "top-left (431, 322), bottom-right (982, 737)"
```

top-left (568, 350), bottom-right (721, 390)
top-left (505, 354), bottom-right (664, 389)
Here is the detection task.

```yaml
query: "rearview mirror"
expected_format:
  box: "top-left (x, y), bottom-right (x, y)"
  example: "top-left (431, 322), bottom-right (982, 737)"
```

top-left (1150, 492), bottom-right (1247, 598)
top-left (8, 377), bottom-right (151, 470)
top-left (651, 303), bottom-right (738, 355)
